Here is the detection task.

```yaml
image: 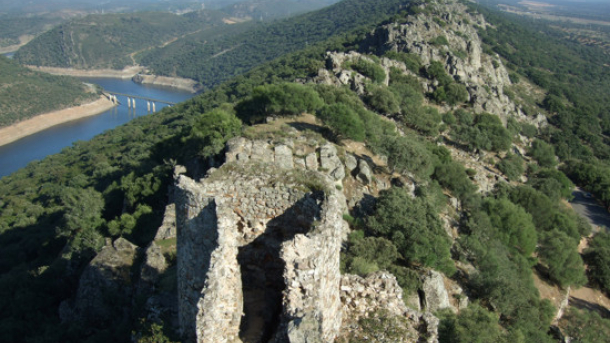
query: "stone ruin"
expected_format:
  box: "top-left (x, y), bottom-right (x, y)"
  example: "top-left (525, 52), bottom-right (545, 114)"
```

top-left (175, 137), bottom-right (349, 343)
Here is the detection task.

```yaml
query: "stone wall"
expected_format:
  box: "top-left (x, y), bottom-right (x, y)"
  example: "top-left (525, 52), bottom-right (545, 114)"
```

top-left (175, 137), bottom-right (348, 343)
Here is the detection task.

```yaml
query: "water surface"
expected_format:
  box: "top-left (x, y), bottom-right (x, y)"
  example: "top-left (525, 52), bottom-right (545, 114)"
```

top-left (0, 77), bottom-right (193, 178)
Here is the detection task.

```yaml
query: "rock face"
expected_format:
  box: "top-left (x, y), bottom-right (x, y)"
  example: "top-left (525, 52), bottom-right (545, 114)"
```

top-left (60, 238), bottom-right (139, 323)
top-left (175, 137), bottom-right (349, 343)
top-left (421, 270), bottom-right (452, 313)
top-left (315, 0), bottom-right (547, 129)
top-left (337, 272), bottom-right (439, 343)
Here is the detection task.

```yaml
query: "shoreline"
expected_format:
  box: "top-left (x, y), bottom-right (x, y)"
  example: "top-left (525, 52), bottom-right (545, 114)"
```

top-left (26, 65), bottom-right (200, 92)
top-left (0, 96), bottom-right (116, 147)
top-left (26, 65), bottom-right (145, 79)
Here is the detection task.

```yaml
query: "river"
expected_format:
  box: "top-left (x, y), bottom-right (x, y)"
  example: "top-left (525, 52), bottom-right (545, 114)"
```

top-left (0, 77), bottom-right (194, 178)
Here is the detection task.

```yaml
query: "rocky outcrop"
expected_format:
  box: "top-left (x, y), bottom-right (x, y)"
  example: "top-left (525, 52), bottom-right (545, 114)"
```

top-left (338, 272), bottom-right (440, 343)
top-left (60, 238), bottom-right (139, 324)
top-left (175, 137), bottom-right (349, 343)
top-left (421, 270), bottom-right (452, 313)
top-left (154, 203), bottom-right (177, 240)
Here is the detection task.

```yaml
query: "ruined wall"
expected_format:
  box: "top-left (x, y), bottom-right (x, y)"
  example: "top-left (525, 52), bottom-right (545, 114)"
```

top-left (175, 137), bottom-right (348, 343)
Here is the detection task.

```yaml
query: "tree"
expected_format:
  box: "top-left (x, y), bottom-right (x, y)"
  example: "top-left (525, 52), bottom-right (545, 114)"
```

top-left (584, 232), bottom-right (610, 294)
top-left (60, 187), bottom-right (105, 235)
top-left (484, 198), bottom-right (537, 256)
top-left (438, 303), bottom-right (504, 343)
top-left (316, 103), bottom-right (365, 141)
top-left (444, 83), bottom-right (469, 105)
top-left (378, 134), bottom-right (436, 179)
top-left (349, 58), bottom-right (386, 83)
top-left (183, 108), bottom-right (242, 157)
top-left (497, 153), bottom-right (525, 181)
top-left (433, 161), bottom-right (476, 200)
top-left (367, 187), bottom-right (455, 275)
top-left (528, 139), bottom-right (557, 167)
top-left (538, 229), bottom-right (586, 287)
top-left (365, 85), bottom-right (400, 115)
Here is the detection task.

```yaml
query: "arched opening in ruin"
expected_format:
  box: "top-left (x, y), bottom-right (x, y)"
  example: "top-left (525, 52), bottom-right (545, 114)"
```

top-left (237, 192), bottom-right (323, 343)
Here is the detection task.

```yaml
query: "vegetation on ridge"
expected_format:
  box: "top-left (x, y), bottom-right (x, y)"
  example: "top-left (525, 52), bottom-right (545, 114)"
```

top-left (0, 56), bottom-right (97, 127)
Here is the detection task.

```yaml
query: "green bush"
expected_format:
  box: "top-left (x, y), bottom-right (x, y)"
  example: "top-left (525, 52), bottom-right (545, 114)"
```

top-left (365, 85), bottom-right (400, 115)
top-left (383, 51), bottom-right (422, 73)
top-left (497, 153), bottom-right (524, 181)
top-left (367, 187), bottom-right (455, 275)
top-left (377, 134), bottom-right (436, 179)
top-left (562, 307), bottom-right (610, 343)
top-left (528, 139), bottom-right (557, 167)
top-left (235, 83), bottom-right (323, 122)
top-left (433, 161), bottom-right (477, 200)
top-left (402, 106), bottom-right (441, 135)
top-left (538, 229), bottom-right (586, 287)
top-left (520, 122), bottom-right (538, 138)
top-left (182, 108), bottom-right (242, 157)
top-left (430, 35), bottom-right (449, 46)
top-left (349, 58), bottom-right (386, 83)
top-left (584, 232), bottom-right (610, 294)
top-left (316, 103), bottom-right (365, 141)
top-left (438, 303), bottom-right (504, 343)
top-left (426, 61), bottom-right (453, 86)
top-left (484, 197), bottom-right (537, 256)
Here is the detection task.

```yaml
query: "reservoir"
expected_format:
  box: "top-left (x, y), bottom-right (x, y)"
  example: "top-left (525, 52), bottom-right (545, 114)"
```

top-left (0, 77), bottom-right (194, 178)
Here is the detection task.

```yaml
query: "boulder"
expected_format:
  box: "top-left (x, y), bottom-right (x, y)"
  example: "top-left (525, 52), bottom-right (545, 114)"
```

top-left (421, 270), bottom-right (452, 312)
top-left (356, 159), bottom-right (372, 185)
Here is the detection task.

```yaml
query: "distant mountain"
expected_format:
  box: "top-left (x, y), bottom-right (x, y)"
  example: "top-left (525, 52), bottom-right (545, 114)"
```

top-left (14, 10), bottom-right (228, 69)
top-left (222, 0), bottom-right (341, 20)
top-left (138, 0), bottom-right (412, 89)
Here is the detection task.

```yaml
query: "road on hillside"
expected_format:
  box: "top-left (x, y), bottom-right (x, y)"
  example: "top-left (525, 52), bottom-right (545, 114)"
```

top-left (570, 187), bottom-right (610, 233)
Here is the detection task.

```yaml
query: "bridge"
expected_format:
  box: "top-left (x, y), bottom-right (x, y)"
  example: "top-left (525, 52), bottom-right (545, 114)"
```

top-left (103, 91), bottom-right (176, 106)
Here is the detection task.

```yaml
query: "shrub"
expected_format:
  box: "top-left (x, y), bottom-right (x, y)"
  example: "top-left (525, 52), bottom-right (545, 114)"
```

top-left (497, 153), bottom-right (524, 181)
top-left (235, 83), bottom-right (323, 122)
top-left (349, 58), bottom-right (386, 83)
top-left (402, 106), bottom-right (441, 135)
top-left (584, 232), bottom-right (610, 294)
top-left (484, 198), bottom-right (537, 256)
top-left (378, 135), bottom-right (436, 179)
top-left (316, 103), bottom-right (365, 141)
top-left (433, 161), bottom-right (476, 200)
top-left (538, 229), bottom-right (586, 287)
top-left (183, 108), bottom-right (242, 157)
top-left (384, 51), bottom-right (422, 73)
top-left (367, 187), bottom-right (455, 275)
top-left (528, 139), bottom-right (557, 167)
top-left (365, 85), bottom-right (400, 115)
top-left (431, 35), bottom-right (449, 46)
top-left (520, 122), bottom-right (538, 138)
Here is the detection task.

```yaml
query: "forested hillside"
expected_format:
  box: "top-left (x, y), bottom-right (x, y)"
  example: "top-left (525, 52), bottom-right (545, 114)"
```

top-left (0, 56), bottom-right (97, 127)
top-left (14, 10), bottom-right (229, 69)
top-left (138, 0), bottom-right (412, 89)
top-left (2, 0), bottom-right (610, 342)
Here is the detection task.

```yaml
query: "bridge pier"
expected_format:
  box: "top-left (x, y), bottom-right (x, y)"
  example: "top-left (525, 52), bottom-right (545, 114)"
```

top-left (127, 97), bottom-right (131, 108)
top-left (147, 101), bottom-right (150, 112)
top-left (152, 102), bottom-right (156, 112)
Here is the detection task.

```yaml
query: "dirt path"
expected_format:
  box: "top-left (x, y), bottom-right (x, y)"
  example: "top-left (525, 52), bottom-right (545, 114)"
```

top-left (0, 96), bottom-right (115, 147)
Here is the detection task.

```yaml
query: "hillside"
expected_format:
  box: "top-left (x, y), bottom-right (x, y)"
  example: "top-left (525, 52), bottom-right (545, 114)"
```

top-left (137, 0), bottom-right (412, 89)
top-left (13, 10), bottom-right (229, 69)
top-left (0, 55), bottom-right (98, 128)
top-left (2, 0), bottom-right (610, 342)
